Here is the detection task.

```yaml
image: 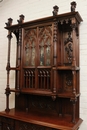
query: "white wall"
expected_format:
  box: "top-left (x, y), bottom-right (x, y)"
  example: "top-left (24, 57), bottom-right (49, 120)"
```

top-left (0, 0), bottom-right (87, 129)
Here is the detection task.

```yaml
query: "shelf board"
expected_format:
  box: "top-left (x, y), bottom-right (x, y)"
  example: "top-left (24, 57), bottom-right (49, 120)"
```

top-left (9, 88), bottom-right (20, 93)
top-left (57, 66), bottom-right (80, 70)
top-left (58, 92), bottom-right (80, 98)
top-left (0, 108), bottom-right (83, 130)
top-left (37, 66), bottom-right (51, 69)
top-left (8, 88), bottom-right (80, 98)
top-left (21, 88), bottom-right (53, 96)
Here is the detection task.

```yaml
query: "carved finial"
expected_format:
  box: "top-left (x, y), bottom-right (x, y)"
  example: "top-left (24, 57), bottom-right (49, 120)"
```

top-left (17, 14), bottom-right (25, 24)
top-left (71, 1), bottom-right (77, 12)
top-left (5, 18), bottom-right (13, 27)
top-left (52, 5), bottom-right (59, 16)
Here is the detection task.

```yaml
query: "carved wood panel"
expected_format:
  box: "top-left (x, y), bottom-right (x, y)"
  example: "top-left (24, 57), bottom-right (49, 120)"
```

top-left (17, 121), bottom-right (57, 130)
top-left (58, 71), bottom-right (73, 92)
top-left (2, 124), bottom-right (14, 130)
top-left (64, 32), bottom-right (73, 65)
top-left (28, 95), bottom-right (57, 114)
top-left (24, 69), bottom-right (35, 88)
top-left (38, 69), bottom-right (51, 90)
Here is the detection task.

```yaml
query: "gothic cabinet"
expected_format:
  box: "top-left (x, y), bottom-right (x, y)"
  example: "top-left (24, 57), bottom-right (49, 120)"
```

top-left (0, 3), bottom-right (83, 130)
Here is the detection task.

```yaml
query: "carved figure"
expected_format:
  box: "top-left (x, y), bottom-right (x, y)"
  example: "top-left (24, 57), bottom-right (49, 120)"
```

top-left (52, 5), bottom-right (59, 16)
top-left (71, 1), bottom-right (76, 12)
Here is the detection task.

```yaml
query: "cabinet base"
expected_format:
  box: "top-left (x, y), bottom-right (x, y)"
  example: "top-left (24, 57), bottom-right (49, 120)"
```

top-left (0, 108), bottom-right (83, 130)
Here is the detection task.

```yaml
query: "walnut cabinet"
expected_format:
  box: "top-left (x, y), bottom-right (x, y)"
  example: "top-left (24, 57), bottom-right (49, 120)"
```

top-left (0, 5), bottom-right (83, 130)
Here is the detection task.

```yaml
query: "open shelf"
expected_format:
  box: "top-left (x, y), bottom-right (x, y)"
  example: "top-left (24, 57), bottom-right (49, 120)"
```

top-left (58, 92), bottom-right (80, 98)
top-left (57, 66), bottom-right (80, 71)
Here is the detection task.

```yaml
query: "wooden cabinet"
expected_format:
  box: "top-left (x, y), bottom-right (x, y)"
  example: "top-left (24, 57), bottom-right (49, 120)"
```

top-left (0, 3), bottom-right (83, 130)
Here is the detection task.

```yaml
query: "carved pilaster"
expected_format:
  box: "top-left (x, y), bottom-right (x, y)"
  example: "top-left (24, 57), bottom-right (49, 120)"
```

top-left (52, 21), bottom-right (58, 98)
top-left (16, 28), bottom-right (22, 90)
top-left (53, 21), bottom-right (58, 66)
top-left (72, 70), bottom-right (76, 95)
top-left (70, 97), bottom-right (77, 123)
top-left (71, 18), bottom-right (77, 66)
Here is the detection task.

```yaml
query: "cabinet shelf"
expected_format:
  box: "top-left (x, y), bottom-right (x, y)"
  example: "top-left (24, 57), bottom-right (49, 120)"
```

top-left (21, 89), bottom-right (53, 96)
top-left (57, 66), bottom-right (80, 71)
top-left (9, 88), bottom-right (54, 96)
top-left (58, 92), bottom-right (80, 98)
top-left (9, 88), bottom-right (80, 98)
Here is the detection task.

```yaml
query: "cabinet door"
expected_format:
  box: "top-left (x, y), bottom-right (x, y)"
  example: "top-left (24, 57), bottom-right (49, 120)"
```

top-left (22, 24), bottom-right (53, 92)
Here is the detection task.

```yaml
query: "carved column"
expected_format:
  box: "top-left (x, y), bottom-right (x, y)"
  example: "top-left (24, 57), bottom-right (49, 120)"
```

top-left (52, 20), bottom-right (58, 100)
top-left (5, 18), bottom-right (13, 111)
top-left (16, 15), bottom-right (25, 90)
top-left (71, 18), bottom-right (77, 66)
top-left (70, 97), bottom-right (77, 123)
top-left (16, 28), bottom-right (22, 90)
top-left (72, 70), bottom-right (76, 95)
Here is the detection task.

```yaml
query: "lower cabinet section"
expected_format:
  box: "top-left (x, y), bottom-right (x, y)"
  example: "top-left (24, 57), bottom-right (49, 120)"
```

top-left (0, 116), bottom-right (83, 130)
top-left (0, 109), bottom-right (83, 130)
top-left (0, 117), bottom-right (57, 130)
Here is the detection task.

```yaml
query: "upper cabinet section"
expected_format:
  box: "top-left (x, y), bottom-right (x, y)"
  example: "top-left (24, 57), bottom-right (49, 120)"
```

top-left (23, 24), bottom-right (53, 67)
top-left (5, 3), bottom-right (83, 97)
top-left (5, 11), bottom-right (83, 69)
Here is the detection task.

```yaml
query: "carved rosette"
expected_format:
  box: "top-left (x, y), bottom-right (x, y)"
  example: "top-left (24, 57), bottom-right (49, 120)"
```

top-left (64, 73), bottom-right (73, 91)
